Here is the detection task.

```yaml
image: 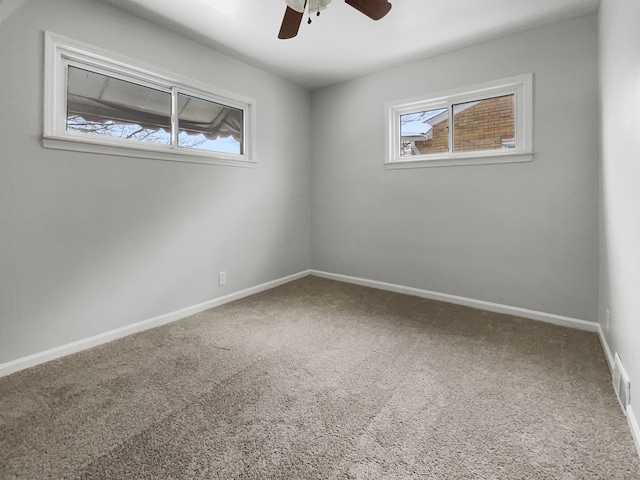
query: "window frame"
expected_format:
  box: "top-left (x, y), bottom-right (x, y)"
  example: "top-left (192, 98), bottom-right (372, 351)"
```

top-left (385, 74), bottom-right (533, 169)
top-left (43, 32), bottom-right (256, 167)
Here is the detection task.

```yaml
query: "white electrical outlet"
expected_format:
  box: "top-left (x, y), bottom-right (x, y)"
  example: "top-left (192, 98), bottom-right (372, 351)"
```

top-left (606, 308), bottom-right (610, 330)
top-left (218, 271), bottom-right (227, 286)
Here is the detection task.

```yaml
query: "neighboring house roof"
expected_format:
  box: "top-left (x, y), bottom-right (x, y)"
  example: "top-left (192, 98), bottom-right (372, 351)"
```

top-left (401, 130), bottom-right (433, 142)
top-left (400, 119), bottom-right (433, 142)
top-left (400, 101), bottom-right (481, 142)
top-left (425, 101), bottom-right (480, 127)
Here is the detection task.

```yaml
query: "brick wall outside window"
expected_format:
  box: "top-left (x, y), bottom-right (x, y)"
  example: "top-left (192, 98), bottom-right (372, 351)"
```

top-left (415, 95), bottom-right (515, 154)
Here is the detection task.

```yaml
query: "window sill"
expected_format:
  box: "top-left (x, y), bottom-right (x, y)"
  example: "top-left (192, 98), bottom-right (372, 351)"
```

top-left (42, 135), bottom-right (257, 168)
top-left (384, 151), bottom-right (533, 169)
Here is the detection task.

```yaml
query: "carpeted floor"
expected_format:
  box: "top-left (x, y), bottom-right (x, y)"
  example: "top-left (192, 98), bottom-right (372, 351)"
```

top-left (1, 276), bottom-right (639, 479)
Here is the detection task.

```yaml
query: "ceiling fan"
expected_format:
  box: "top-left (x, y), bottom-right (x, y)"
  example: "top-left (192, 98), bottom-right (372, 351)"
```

top-left (278, 0), bottom-right (393, 39)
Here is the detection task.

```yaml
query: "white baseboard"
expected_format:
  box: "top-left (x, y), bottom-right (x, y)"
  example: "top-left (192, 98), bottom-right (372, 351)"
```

top-left (597, 324), bottom-right (615, 373)
top-left (628, 406), bottom-right (640, 460)
top-left (0, 270), bottom-right (311, 378)
top-left (310, 270), bottom-right (599, 332)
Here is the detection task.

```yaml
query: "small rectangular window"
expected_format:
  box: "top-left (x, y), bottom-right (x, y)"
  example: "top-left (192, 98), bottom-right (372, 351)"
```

top-left (386, 74), bottom-right (532, 168)
top-left (400, 108), bottom-right (448, 157)
top-left (66, 66), bottom-right (172, 145)
top-left (44, 32), bottom-right (256, 167)
top-left (177, 93), bottom-right (243, 155)
top-left (452, 95), bottom-right (514, 153)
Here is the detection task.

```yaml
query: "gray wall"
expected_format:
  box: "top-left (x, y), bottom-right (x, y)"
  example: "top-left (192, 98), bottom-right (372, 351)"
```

top-left (0, 0), bottom-right (311, 363)
top-left (310, 15), bottom-right (600, 322)
top-left (599, 0), bottom-right (640, 427)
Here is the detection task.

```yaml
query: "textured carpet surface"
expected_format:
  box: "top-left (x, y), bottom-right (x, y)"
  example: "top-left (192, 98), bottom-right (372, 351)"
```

top-left (1, 276), bottom-right (639, 479)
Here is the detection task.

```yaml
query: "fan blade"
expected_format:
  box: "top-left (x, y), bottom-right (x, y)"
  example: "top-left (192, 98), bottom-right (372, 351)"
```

top-left (278, 6), bottom-right (304, 39)
top-left (345, 0), bottom-right (392, 20)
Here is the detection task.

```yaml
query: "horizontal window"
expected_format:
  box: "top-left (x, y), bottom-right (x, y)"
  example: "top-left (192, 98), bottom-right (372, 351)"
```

top-left (386, 74), bottom-right (532, 168)
top-left (400, 107), bottom-right (448, 156)
top-left (177, 93), bottom-right (243, 155)
top-left (44, 32), bottom-right (256, 167)
top-left (452, 95), bottom-right (515, 153)
top-left (66, 66), bottom-right (172, 145)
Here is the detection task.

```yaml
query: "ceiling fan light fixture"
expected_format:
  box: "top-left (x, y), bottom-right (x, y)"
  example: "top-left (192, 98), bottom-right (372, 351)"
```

top-left (278, 0), bottom-right (391, 39)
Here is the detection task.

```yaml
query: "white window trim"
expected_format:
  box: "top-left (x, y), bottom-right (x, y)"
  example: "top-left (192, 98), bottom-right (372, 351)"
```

top-left (385, 74), bottom-right (533, 169)
top-left (43, 32), bottom-right (257, 168)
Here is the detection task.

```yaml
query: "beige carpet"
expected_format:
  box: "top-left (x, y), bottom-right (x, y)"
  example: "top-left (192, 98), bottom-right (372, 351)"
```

top-left (1, 276), bottom-right (639, 479)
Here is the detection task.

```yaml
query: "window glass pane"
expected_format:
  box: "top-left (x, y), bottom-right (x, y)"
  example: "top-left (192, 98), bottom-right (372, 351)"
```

top-left (453, 95), bottom-right (515, 152)
top-left (66, 66), bottom-right (171, 144)
top-left (400, 108), bottom-right (448, 156)
top-left (178, 93), bottom-right (243, 155)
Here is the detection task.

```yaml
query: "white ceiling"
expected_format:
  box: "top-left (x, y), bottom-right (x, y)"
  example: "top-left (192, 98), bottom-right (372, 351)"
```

top-left (102, 0), bottom-right (601, 90)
